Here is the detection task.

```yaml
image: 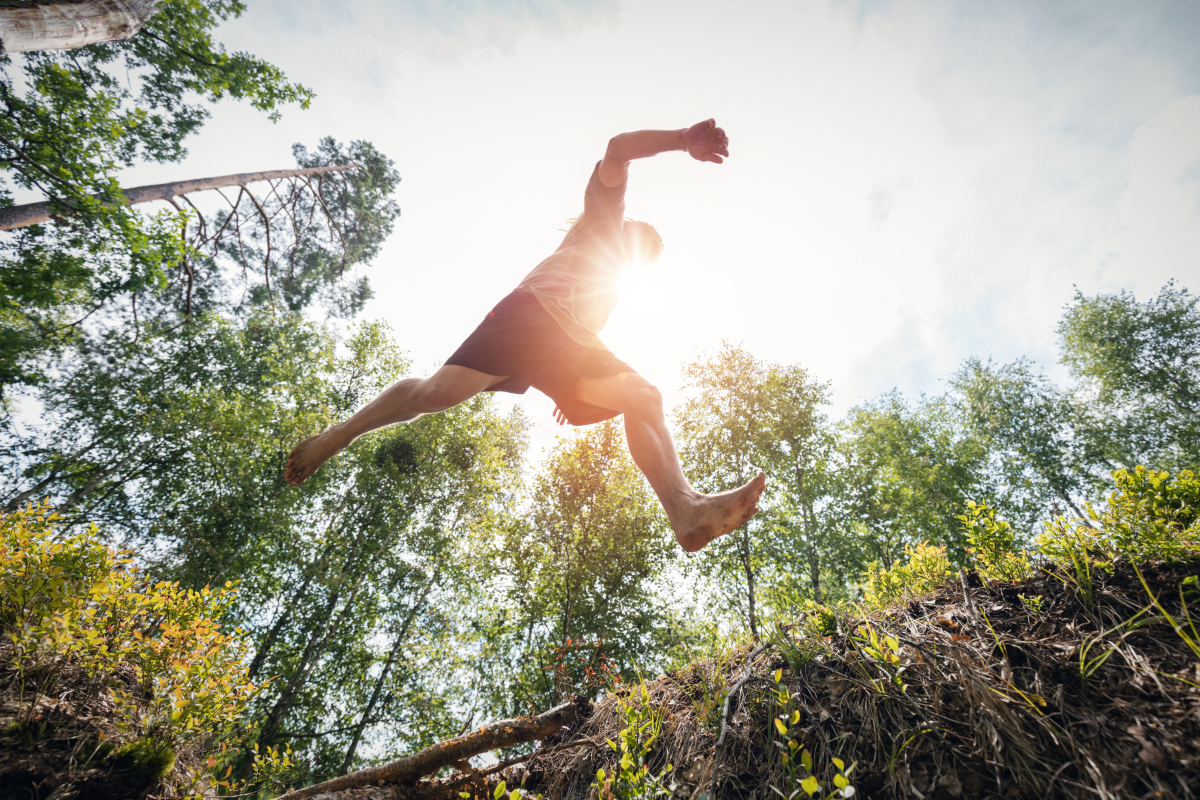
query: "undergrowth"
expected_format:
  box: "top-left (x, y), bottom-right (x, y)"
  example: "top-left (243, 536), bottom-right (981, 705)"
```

top-left (0, 502), bottom-right (294, 799)
top-left (503, 467), bottom-right (1200, 800)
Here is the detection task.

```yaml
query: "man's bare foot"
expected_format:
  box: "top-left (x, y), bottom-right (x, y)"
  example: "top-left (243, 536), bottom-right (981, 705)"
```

top-left (284, 428), bottom-right (344, 486)
top-left (672, 471), bottom-right (767, 552)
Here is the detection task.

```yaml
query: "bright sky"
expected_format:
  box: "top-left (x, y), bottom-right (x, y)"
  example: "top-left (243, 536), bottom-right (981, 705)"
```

top-left (121, 0), bottom-right (1200, 458)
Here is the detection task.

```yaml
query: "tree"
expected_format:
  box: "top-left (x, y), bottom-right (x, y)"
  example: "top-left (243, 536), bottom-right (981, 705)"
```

top-left (1058, 281), bottom-right (1200, 474)
top-left (835, 392), bottom-right (992, 568)
top-left (951, 357), bottom-right (1096, 527)
top-left (0, 1), bottom-right (160, 56)
top-left (1, 0), bottom-right (314, 390)
top-left (0, 136), bottom-right (399, 396)
top-left (674, 342), bottom-right (838, 635)
top-left (475, 421), bottom-right (674, 717)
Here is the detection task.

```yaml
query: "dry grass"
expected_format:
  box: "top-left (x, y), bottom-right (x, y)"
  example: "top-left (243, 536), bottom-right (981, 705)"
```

top-left (468, 559), bottom-right (1200, 800)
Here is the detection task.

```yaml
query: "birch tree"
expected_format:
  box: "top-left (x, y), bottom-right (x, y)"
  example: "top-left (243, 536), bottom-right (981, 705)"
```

top-left (0, 0), bottom-right (160, 56)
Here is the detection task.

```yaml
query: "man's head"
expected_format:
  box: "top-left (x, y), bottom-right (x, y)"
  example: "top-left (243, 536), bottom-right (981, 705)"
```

top-left (623, 219), bottom-right (663, 266)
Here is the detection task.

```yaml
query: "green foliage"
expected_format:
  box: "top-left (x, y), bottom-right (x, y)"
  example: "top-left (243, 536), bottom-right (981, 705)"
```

top-left (862, 543), bottom-right (954, 609)
top-left (1058, 282), bottom-right (1200, 475)
top-left (1036, 467), bottom-right (1200, 572)
top-left (0, 501), bottom-right (257, 792)
top-left (675, 342), bottom-right (837, 635)
top-left (769, 670), bottom-right (856, 799)
top-left (477, 421), bottom-right (673, 715)
top-left (0, 0), bottom-right (313, 393)
top-left (593, 682), bottom-right (674, 800)
top-left (959, 501), bottom-right (1033, 582)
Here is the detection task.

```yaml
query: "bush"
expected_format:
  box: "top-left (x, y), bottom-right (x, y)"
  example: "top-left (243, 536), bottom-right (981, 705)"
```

top-left (862, 543), bottom-right (954, 609)
top-left (0, 502), bottom-right (259, 798)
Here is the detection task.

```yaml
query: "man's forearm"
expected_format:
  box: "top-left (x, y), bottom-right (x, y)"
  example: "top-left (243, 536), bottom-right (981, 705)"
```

top-left (605, 129), bottom-right (687, 164)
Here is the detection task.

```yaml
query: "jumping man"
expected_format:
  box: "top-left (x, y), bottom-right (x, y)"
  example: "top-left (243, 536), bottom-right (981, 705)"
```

top-left (285, 119), bottom-right (766, 552)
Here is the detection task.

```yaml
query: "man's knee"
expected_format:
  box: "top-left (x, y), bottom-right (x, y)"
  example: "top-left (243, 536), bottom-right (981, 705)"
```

top-left (413, 377), bottom-right (461, 412)
top-left (626, 380), bottom-right (664, 416)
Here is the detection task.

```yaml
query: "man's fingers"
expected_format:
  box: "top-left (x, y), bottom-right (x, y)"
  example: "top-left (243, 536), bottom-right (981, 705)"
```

top-left (703, 153), bottom-right (724, 164)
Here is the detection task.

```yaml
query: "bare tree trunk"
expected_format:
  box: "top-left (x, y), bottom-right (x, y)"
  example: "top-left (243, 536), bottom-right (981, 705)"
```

top-left (0, 163), bottom-right (360, 231)
top-left (340, 571), bottom-right (438, 773)
top-left (0, 0), bottom-right (159, 55)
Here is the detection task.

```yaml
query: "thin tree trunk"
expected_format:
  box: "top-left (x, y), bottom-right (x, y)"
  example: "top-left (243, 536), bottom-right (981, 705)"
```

top-left (2, 441), bottom-right (97, 512)
top-left (248, 543), bottom-right (336, 680)
top-left (0, 163), bottom-right (360, 231)
top-left (55, 448), bottom-right (138, 515)
top-left (794, 466), bottom-right (823, 604)
top-left (740, 527), bottom-right (758, 641)
top-left (340, 571), bottom-right (438, 773)
top-left (259, 498), bottom-right (401, 747)
top-left (0, 0), bottom-right (159, 55)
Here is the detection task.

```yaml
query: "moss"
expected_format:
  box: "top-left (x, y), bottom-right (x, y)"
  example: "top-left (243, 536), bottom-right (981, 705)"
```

top-left (109, 738), bottom-right (177, 785)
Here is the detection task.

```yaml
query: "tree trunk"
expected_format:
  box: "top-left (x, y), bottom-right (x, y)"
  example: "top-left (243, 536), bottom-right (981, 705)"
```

top-left (740, 527), bottom-right (758, 641)
top-left (0, 163), bottom-right (360, 231)
top-left (248, 543), bottom-right (336, 680)
top-left (794, 466), bottom-right (823, 604)
top-left (340, 571), bottom-right (437, 773)
top-left (276, 700), bottom-right (584, 800)
top-left (0, 0), bottom-right (159, 56)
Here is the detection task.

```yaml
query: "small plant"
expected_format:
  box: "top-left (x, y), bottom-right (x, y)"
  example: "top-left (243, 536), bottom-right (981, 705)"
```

top-left (543, 637), bottom-right (619, 701)
top-left (768, 669), bottom-right (856, 799)
top-left (848, 625), bottom-right (906, 695)
top-left (593, 681), bottom-right (675, 800)
top-left (862, 542), bottom-right (954, 609)
top-left (959, 501), bottom-right (1033, 582)
top-left (1038, 468), bottom-right (1200, 572)
top-left (1018, 594), bottom-right (1046, 616)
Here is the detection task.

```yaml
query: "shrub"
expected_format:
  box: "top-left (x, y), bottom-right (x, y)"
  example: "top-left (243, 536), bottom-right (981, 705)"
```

top-left (0, 502), bottom-right (259, 797)
top-left (862, 543), bottom-right (954, 609)
top-left (1036, 468), bottom-right (1200, 579)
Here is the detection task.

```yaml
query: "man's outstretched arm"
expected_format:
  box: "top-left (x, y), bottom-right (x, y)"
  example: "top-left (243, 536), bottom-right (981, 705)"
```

top-left (597, 118), bottom-right (730, 188)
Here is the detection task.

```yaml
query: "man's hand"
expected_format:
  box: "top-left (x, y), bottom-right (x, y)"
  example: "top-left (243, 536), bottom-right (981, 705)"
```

top-left (683, 119), bottom-right (729, 164)
top-left (553, 405), bottom-right (568, 426)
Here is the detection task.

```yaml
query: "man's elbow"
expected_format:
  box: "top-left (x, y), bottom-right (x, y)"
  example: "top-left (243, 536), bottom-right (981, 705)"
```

top-left (605, 134), bottom-right (629, 163)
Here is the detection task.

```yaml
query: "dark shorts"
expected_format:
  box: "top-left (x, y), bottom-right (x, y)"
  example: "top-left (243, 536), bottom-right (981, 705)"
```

top-left (444, 289), bottom-right (635, 426)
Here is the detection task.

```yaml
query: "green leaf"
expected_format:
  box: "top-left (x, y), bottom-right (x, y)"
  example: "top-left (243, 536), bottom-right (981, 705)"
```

top-left (773, 668), bottom-right (783, 682)
top-left (494, 781), bottom-right (507, 800)
top-left (597, 769), bottom-right (606, 782)
top-left (789, 709), bottom-right (800, 725)
top-left (800, 750), bottom-right (813, 772)
top-left (834, 774), bottom-right (848, 789)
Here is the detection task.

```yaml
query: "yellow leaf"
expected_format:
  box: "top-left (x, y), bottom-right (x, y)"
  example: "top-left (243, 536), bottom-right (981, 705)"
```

top-left (773, 668), bottom-right (783, 683)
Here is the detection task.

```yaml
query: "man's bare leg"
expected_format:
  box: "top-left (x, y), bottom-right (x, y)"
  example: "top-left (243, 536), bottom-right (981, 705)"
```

top-left (572, 373), bottom-right (766, 552)
top-left (285, 365), bottom-right (506, 486)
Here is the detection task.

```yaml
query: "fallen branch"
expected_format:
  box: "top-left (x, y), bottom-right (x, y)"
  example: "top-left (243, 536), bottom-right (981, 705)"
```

top-left (0, 163), bottom-right (360, 231)
top-left (274, 699), bottom-right (584, 800)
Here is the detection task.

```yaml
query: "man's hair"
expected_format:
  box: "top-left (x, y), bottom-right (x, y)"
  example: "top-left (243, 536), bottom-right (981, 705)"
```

top-left (624, 219), bottom-right (663, 263)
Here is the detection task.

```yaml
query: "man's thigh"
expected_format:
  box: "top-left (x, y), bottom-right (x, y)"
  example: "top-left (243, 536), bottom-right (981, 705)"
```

top-left (421, 365), bottom-right (508, 410)
top-left (572, 370), bottom-right (652, 415)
